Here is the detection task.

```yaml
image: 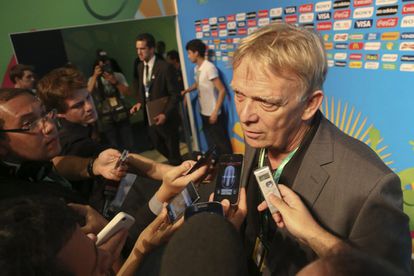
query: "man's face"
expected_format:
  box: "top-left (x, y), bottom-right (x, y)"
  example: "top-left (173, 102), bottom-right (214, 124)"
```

top-left (59, 88), bottom-right (97, 125)
top-left (57, 226), bottom-right (112, 276)
top-left (136, 40), bottom-right (154, 62)
top-left (187, 50), bottom-right (199, 64)
top-left (0, 94), bottom-right (61, 161)
top-left (15, 70), bottom-right (35, 89)
top-left (231, 59), bottom-right (308, 152)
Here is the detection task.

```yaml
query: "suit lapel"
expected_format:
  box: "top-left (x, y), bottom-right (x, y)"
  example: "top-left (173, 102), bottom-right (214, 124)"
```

top-left (292, 116), bottom-right (334, 207)
top-left (148, 58), bottom-right (160, 92)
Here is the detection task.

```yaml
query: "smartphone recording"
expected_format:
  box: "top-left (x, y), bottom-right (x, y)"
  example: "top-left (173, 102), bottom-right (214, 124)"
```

top-left (213, 154), bottom-right (243, 205)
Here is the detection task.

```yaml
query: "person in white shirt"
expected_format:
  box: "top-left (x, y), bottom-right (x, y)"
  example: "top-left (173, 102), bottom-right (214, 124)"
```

top-left (182, 39), bottom-right (232, 155)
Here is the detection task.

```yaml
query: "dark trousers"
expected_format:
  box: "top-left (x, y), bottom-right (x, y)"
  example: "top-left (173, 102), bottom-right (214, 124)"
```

top-left (201, 113), bottom-right (232, 156)
top-left (104, 119), bottom-right (134, 151)
top-left (149, 121), bottom-right (182, 165)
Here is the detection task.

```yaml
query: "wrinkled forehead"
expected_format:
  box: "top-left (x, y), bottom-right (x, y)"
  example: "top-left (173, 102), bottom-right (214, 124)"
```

top-left (0, 94), bottom-right (42, 120)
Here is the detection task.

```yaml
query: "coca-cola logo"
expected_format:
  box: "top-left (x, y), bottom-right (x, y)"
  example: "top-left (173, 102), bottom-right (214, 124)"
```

top-left (376, 18), bottom-right (398, 28)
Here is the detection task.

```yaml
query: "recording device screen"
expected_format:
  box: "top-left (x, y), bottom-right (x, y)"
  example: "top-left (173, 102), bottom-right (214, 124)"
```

top-left (214, 154), bottom-right (243, 204)
top-left (167, 182), bottom-right (200, 223)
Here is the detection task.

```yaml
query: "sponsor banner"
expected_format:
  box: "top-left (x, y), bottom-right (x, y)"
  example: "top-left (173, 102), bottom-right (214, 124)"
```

top-left (349, 42), bottom-right (364, 50)
top-left (402, 4), bottom-right (414, 14)
top-left (285, 15), bottom-right (298, 23)
top-left (334, 33), bottom-right (349, 41)
top-left (353, 7), bottom-right (374, 18)
top-left (334, 52), bottom-right (348, 60)
top-left (349, 61), bottom-right (363, 68)
top-left (227, 44), bottom-right (234, 50)
top-left (271, 17), bottom-right (283, 23)
top-left (227, 15), bottom-right (235, 21)
top-left (218, 17), bottom-right (226, 23)
top-left (336, 42), bottom-right (349, 49)
top-left (237, 28), bottom-right (247, 35)
top-left (401, 32), bottom-right (414, 39)
top-left (209, 17), bottom-right (217, 25)
top-left (258, 18), bottom-right (270, 26)
top-left (203, 32), bottom-right (210, 37)
top-left (216, 51), bottom-right (221, 57)
top-left (258, 10), bottom-right (269, 18)
top-left (219, 30), bottom-right (228, 37)
top-left (364, 62), bottom-right (379, 69)
top-left (376, 0), bottom-right (398, 5)
top-left (327, 60), bottom-right (334, 67)
top-left (236, 13), bottom-right (246, 21)
top-left (211, 31), bottom-right (218, 37)
top-left (350, 53), bottom-right (363, 60)
top-left (401, 16), bottom-right (414, 27)
top-left (382, 53), bottom-right (398, 62)
top-left (382, 42), bottom-right (399, 50)
top-left (376, 5), bottom-right (398, 16)
top-left (228, 29), bottom-right (237, 36)
top-left (400, 63), bottom-right (414, 71)
top-left (219, 23), bottom-right (226, 30)
top-left (228, 51), bottom-right (234, 57)
top-left (334, 9), bottom-right (351, 19)
top-left (220, 44), bottom-right (227, 50)
top-left (318, 21), bottom-right (333, 30)
top-left (380, 32), bottom-right (399, 40)
top-left (400, 42), bottom-right (414, 50)
top-left (365, 42), bottom-right (381, 50)
top-left (325, 42), bottom-right (334, 49)
top-left (237, 21), bottom-right (246, 28)
top-left (315, 1), bottom-right (332, 12)
top-left (213, 39), bottom-right (220, 44)
top-left (323, 34), bottom-right (331, 41)
top-left (270, 7), bottom-right (283, 17)
top-left (335, 61), bottom-right (347, 67)
top-left (317, 12), bottom-right (331, 20)
top-left (377, 17), bottom-right (398, 28)
top-left (227, 21), bottom-right (236, 29)
top-left (300, 4), bottom-right (314, 13)
top-left (247, 12), bottom-right (257, 19)
top-left (195, 26), bottom-right (202, 32)
top-left (284, 6), bottom-right (297, 14)
top-left (382, 63), bottom-right (397, 70)
top-left (202, 25), bottom-right (210, 32)
top-left (248, 27), bottom-right (258, 34)
top-left (202, 18), bottom-right (209, 25)
top-left (233, 38), bottom-right (241, 44)
top-left (333, 0), bottom-right (350, 9)
top-left (354, 0), bottom-right (373, 6)
top-left (222, 56), bottom-right (229, 62)
top-left (302, 23), bottom-right (315, 29)
top-left (354, 19), bottom-right (373, 28)
top-left (247, 19), bottom-right (257, 27)
top-left (350, 33), bottom-right (364, 40)
top-left (195, 20), bottom-right (201, 26)
top-left (210, 24), bottom-right (218, 30)
top-left (334, 20), bottom-right (352, 30)
top-left (365, 54), bottom-right (379, 61)
top-left (365, 33), bottom-right (379, 40)
top-left (299, 13), bottom-right (315, 23)
top-left (326, 53), bottom-right (333, 58)
top-left (196, 32), bottom-right (203, 39)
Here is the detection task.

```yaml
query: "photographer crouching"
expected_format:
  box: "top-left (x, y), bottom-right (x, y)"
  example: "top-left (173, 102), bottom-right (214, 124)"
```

top-left (87, 54), bottom-right (134, 150)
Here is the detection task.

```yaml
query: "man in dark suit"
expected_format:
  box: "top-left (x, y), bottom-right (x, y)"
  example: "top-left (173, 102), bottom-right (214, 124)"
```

top-left (130, 33), bottom-right (182, 165)
top-left (224, 23), bottom-right (411, 275)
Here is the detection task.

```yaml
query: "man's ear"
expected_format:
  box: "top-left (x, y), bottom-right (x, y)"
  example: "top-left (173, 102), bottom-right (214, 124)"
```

top-left (302, 90), bottom-right (324, 121)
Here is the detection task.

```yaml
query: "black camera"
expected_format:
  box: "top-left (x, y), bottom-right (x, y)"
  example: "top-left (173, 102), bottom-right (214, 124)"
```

top-left (102, 63), bottom-right (113, 74)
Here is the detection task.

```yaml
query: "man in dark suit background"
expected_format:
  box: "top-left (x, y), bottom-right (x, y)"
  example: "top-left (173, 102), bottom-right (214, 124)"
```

top-left (223, 23), bottom-right (411, 275)
top-left (130, 33), bottom-right (182, 165)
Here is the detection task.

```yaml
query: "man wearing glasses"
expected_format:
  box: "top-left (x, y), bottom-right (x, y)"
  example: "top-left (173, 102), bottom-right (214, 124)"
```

top-left (0, 88), bottom-right (125, 202)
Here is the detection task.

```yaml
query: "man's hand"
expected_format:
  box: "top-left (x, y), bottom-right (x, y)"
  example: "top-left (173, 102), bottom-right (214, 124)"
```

top-left (209, 111), bottom-right (218, 124)
top-left (134, 208), bottom-right (182, 255)
top-left (93, 65), bottom-right (102, 77)
top-left (258, 184), bottom-right (341, 256)
top-left (93, 149), bottom-right (128, 181)
top-left (68, 203), bottom-right (108, 234)
top-left (130, 102), bottom-right (142, 114)
top-left (154, 113), bottom-right (166, 125)
top-left (156, 161), bottom-right (208, 203)
top-left (210, 187), bottom-right (247, 231)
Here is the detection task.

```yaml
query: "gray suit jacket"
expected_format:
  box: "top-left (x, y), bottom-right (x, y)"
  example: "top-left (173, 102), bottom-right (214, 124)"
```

top-left (241, 115), bottom-right (411, 275)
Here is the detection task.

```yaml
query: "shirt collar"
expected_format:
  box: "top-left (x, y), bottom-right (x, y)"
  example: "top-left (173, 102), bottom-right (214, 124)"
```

top-left (144, 55), bottom-right (156, 68)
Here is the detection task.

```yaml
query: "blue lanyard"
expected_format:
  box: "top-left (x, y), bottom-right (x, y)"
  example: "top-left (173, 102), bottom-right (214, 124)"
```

top-left (258, 147), bottom-right (298, 184)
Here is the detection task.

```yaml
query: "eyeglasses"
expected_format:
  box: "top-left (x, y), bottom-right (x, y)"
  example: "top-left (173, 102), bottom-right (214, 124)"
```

top-left (0, 109), bottom-right (57, 133)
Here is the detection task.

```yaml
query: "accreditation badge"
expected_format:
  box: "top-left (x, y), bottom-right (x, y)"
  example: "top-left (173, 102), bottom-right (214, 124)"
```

top-left (108, 97), bottom-right (119, 107)
top-left (252, 237), bottom-right (268, 272)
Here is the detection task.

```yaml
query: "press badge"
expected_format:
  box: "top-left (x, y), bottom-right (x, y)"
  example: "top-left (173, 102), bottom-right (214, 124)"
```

top-left (252, 237), bottom-right (267, 272)
top-left (108, 97), bottom-right (119, 107)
